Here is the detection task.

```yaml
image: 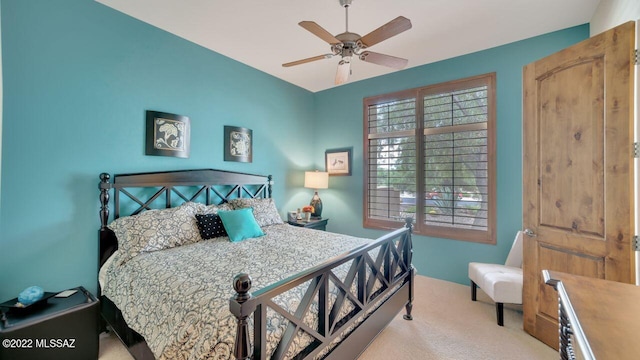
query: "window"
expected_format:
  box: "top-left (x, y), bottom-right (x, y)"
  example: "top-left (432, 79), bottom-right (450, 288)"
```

top-left (364, 73), bottom-right (496, 243)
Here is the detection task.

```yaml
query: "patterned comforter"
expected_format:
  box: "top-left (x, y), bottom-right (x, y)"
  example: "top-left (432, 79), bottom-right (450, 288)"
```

top-left (101, 224), bottom-right (373, 359)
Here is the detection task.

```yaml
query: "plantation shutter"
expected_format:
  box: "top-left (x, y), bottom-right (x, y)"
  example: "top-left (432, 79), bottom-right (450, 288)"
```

top-left (364, 73), bottom-right (495, 243)
top-left (366, 98), bottom-right (416, 224)
top-left (423, 85), bottom-right (489, 231)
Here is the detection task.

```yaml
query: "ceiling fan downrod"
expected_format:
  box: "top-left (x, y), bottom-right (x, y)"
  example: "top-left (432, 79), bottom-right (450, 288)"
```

top-left (340, 0), bottom-right (352, 32)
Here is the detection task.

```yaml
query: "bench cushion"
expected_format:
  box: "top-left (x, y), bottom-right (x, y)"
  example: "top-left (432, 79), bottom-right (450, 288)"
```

top-left (469, 262), bottom-right (523, 304)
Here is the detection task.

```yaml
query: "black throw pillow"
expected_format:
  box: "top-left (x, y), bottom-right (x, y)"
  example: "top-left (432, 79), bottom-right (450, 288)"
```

top-left (195, 213), bottom-right (228, 239)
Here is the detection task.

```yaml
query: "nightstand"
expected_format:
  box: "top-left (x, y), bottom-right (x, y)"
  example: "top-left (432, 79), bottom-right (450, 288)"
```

top-left (0, 286), bottom-right (99, 360)
top-left (288, 218), bottom-right (329, 231)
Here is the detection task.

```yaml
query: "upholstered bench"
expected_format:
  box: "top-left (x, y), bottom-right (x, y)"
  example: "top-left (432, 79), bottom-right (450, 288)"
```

top-left (468, 231), bottom-right (523, 326)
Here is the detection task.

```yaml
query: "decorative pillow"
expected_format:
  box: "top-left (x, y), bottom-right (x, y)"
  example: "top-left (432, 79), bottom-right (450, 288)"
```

top-left (195, 213), bottom-right (228, 239)
top-left (217, 208), bottom-right (265, 242)
top-left (200, 202), bottom-right (233, 215)
top-left (229, 198), bottom-right (283, 227)
top-left (107, 202), bottom-right (202, 263)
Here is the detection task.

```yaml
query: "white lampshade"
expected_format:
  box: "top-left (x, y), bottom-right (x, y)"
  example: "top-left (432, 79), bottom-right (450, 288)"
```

top-left (304, 171), bottom-right (329, 189)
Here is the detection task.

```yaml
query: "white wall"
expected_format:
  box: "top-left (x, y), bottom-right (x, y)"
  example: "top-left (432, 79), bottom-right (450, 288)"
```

top-left (590, 0), bottom-right (640, 35)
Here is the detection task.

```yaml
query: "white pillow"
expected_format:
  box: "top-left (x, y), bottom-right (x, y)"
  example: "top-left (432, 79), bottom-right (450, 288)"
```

top-left (199, 202), bottom-right (233, 215)
top-left (229, 198), bottom-right (284, 227)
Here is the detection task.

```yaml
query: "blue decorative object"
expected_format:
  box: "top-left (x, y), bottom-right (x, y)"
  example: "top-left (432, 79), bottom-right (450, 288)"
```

top-left (18, 286), bottom-right (44, 305)
top-left (218, 208), bottom-right (265, 242)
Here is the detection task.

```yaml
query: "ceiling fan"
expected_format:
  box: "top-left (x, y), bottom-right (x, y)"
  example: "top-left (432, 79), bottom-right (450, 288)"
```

top-left (283, 0), bottom-right (412, 85)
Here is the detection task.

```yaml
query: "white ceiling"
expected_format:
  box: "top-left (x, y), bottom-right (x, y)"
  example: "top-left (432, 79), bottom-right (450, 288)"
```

top-left (96, 0), bottom-right (601, 93)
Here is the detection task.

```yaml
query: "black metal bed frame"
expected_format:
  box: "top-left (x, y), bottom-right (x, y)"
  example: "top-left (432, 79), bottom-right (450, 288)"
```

top-left (98, 169), bottom-right (414, 360)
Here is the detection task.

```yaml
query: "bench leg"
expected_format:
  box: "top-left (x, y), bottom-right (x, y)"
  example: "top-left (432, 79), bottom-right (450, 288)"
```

top-left (496, 303), bottom-right (504, 326)
top-left (470, 280), bottom-right (477, 301)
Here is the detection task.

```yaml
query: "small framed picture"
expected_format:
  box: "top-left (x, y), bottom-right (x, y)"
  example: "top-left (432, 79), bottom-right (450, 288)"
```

top-left (224, 126), bottom-right (252, 163)
top-left (325, 147), bottom-right (352, 176)
top-left (145, 110), bottom-right (190, 158)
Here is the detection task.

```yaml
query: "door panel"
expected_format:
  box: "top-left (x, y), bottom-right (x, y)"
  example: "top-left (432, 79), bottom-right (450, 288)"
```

top-left (538, 244), bottom-right (605, 279)
top-left (538, 59), bottom-right (605, 237)
top-left (523, 21), bottom-right (635, 349)
top-left (538, 244), bottom-right (604, 321)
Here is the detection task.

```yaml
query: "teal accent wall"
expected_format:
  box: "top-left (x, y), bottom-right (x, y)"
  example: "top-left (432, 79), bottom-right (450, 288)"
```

top-left (0, 0), bottom-right (314, 300)
top-left (0, 0), bottom-right (589, 301)
top-left (313, 25), bottom-right (589, 284)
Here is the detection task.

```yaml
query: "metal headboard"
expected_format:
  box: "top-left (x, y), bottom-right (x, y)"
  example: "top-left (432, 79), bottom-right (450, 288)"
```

top-left (98, 169), bottom-right (273, 267)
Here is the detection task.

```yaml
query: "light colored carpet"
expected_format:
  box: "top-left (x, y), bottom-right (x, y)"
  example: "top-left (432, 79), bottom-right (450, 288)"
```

top-left (99, 275), bottom-right (556, 360)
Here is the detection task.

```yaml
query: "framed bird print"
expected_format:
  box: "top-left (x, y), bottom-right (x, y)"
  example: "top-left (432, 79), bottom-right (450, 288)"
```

top-left (325, 147), bottom-right (352, 176)
top-left (145, 110), bottom-right (190, 158)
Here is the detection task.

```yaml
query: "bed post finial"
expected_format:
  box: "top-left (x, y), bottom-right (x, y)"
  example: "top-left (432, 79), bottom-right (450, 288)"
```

top-left (267, 175), bottom-right (273, 198)
top-left (99, 173), bottom-right (111, 229)
top-left (231, 273), bottom-right (253, 360)
top-left (404, 217), bottom-right (414, 231)
top-left (233, 273), bottom-right (252, 301)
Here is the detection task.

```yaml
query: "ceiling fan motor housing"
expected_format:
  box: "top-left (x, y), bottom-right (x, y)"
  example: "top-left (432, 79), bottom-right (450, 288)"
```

top-left (333, 32), bottom-right (361, 58)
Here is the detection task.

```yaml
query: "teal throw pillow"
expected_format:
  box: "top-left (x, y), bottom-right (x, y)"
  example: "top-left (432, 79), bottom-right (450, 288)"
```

top-left (218, 208), bottom-right (265, 242)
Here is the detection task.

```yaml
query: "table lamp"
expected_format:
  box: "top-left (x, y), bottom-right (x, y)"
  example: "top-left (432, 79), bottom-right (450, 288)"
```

top-left (304, 170), bottom-right (329, 219)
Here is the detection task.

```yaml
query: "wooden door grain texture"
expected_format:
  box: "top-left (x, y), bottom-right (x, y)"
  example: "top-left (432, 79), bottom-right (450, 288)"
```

top-left (522, 21), bottom-right (636, 349)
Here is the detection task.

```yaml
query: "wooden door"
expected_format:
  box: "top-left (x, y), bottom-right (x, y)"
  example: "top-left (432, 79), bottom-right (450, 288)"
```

top-left (522, 21), bottom-right (636, 349)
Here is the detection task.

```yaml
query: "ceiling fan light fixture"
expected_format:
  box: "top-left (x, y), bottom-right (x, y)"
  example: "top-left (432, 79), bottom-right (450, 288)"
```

top-left (335, 57), bottom-right (351, 85)
top-left (283, 0), bottom-right (411, 86)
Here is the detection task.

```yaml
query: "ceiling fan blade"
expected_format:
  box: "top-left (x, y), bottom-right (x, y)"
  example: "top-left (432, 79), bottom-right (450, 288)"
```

top-left (299, 21), bottom-right (341, 45)
top-left (359, 51), bottom-right (408, 69)
top-left (359, 16), bottom-right (412, 48)
top-left (283, 54), bottom-right (333, 67)
top-left (335, 58), bottom-right (351, 85)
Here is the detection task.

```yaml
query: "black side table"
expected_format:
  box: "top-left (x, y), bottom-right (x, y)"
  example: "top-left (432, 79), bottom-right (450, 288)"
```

top-left (0, 286), bottom-right (99, 360)
top-left (288, 218), bottom-right (329, 231)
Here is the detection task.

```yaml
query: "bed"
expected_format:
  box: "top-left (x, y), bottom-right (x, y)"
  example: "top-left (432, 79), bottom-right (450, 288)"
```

top-left (98, 169), bottom-right (415, 360)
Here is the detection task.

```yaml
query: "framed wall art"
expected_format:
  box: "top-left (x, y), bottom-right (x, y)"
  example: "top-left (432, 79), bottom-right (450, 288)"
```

top-left (224, 126), bottom-right (252, 163)
top-left (325, 147), bottom-right (352, 176)
top-left (145, 110), bottom-right (190, 158)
